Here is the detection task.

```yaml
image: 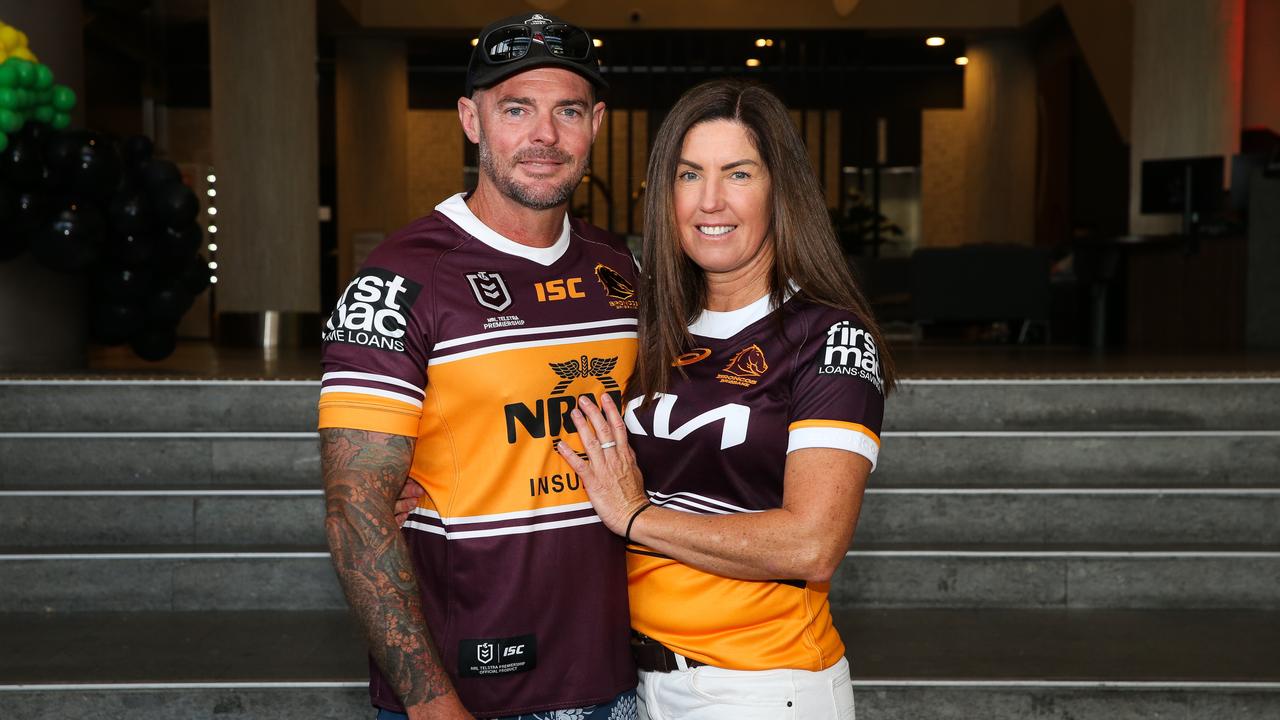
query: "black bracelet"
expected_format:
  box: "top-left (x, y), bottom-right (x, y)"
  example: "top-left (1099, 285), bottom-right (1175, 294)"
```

top-left (624, 502), bottom-right (653, 545)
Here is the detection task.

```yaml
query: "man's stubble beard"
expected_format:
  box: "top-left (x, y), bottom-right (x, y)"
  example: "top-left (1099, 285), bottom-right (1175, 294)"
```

top-left (477, 125), bottom-right (586, 211)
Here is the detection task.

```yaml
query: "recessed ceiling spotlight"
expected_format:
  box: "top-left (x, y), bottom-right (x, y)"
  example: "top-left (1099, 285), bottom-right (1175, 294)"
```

top-left (746, 58), bottom-right (762, 68)
top-left (593, 38), bottom-right (603, 47)
top-left (955, 56), bottom-right (969, 65)
top-left (926, 36), bottom-right (946, 47)
top-left (755, 38), bottom-right (774, 48)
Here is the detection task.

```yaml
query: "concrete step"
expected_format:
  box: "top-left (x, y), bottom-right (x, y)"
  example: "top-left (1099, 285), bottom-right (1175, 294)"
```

top-left (5, 488), bottom-right (1279, 549)
top-left (875, 431), bottom-right (1280, 487)
top-left (3, 547), bottom-right (1278, 612)
top-left (829, 548), bottom-right (1280, 610)
top-left (2, 431), bottom-right (1276, 490)
top-left (0, 491), bottom-right (326, 548)
top-left (1, 609), bottom-right (1276, 719)
top-left (887, 378), bottom-right (1280, 431)
top-left (0, 381), bottom-right (319, 433)
top-left (3, 378), bottom-right (1280, 433)
top-left (0, 434), bottom-right (319, 489)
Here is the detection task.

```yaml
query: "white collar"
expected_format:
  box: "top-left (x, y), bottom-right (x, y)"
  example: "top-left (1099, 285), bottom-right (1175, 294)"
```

top-left (688, 282), bottom-right (798, 340)
top-left (435, 193), bottom-right (570, 266)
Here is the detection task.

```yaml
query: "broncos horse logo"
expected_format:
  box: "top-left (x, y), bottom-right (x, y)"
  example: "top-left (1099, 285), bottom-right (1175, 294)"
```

top-left (548, 355), bottom-right (620, 394)
top-left (722, 344), bottom-right (768, 378)
top-left (594, 264), bottom-right (635, 300)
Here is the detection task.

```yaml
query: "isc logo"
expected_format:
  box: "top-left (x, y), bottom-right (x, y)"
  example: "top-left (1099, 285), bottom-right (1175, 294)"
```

top-left (534, 278), bottom-right (585, 302)
top-left (503, 644), bottom-right (525, 657)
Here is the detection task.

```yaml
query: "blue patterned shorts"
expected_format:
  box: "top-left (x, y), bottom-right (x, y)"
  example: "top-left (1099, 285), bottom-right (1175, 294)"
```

top-left (375, 689), bottom-right (638, 720)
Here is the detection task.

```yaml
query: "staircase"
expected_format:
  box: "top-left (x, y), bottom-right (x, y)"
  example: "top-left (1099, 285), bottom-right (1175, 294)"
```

top-left (1, 378), bottom-right (1277, 718)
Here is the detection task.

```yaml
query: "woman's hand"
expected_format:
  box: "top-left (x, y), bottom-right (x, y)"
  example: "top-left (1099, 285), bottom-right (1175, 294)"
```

top-left (555, 394), bottom-right (651, 536)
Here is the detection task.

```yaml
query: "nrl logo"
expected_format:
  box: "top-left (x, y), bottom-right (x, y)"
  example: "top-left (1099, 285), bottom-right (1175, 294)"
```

top-left (549, 355), bottom-right (620, 394)
top-left (476, 642), bottom-right (495, 664)
top-left (716, 344), bottom-right (768, 387)
top-left (466, 271), bottom-right (512, 312)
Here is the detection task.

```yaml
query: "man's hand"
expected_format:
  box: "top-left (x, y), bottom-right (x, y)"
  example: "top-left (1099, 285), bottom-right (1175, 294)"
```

top-left (396, 479), bottom-right (427, 526)
top-left (321, 428), bottom-right (473, 719)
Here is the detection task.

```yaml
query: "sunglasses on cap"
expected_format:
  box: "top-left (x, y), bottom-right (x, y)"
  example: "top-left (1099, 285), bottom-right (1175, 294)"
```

top-left (477, 21), bottom-right (595, 64)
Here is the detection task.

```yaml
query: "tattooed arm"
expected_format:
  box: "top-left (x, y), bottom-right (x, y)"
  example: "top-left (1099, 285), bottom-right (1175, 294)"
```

top-left (321, 428), bottom-right (473, 720)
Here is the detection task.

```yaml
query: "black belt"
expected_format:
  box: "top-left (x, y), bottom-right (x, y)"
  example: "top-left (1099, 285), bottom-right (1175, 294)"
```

top-left (630, 633), bottom-right (706, 672)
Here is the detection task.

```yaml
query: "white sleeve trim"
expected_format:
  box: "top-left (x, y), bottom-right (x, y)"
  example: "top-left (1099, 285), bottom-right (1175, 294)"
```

top-left (787, 427), bottom-right (879, 471)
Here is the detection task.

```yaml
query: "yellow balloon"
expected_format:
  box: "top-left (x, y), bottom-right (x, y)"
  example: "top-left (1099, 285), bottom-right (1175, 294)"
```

top-left (10, 47), bottom-right (35, 62)
top-left (0, 52), bottom-right (7, 64)
top-left (16, 30), bottom-right (29, 48)
top-left (0, 26), bottom-right (16, 50)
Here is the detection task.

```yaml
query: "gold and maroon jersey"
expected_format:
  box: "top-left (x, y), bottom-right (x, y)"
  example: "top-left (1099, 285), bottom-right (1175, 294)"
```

top-left (623, 293), bottom-right (884, 672)
top-left (318, 194), bottom-right (639, 717)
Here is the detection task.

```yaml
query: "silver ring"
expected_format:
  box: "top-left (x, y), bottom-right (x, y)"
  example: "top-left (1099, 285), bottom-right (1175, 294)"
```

top-left (599, 441), bottom-right (617, 449)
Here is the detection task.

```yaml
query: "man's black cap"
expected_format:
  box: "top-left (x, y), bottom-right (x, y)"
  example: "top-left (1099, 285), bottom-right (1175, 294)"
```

top-left (465, 12), bottom-right (608, 96)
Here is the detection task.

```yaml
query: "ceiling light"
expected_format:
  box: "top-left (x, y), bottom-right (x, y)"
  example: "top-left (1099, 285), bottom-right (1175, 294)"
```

top-left (755, 38), bottom-right (774, 48)
top-left (593, 38), bottom-right (603, 48)
top-left (955, 56), bottom-right (969, 65)
top-left (745, 58), bottom-right (762, 68)
top-left (926, 36), bottom-right (946, 47)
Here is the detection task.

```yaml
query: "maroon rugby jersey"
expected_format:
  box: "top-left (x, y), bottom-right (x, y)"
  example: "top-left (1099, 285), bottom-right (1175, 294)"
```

top-left (623, 292), bottom-right (884, 671)
top-left (318, 194), bottom-right (638, 717)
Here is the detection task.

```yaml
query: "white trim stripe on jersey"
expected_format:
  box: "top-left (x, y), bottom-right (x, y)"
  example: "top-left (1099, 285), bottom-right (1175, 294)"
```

top-left (788, 427), bottom-right (879, 471)
top-left (321, 371), bottom-right (425, 397)
top-left (646, 490), bottom-right (760, 515)
top-left (428, 331), bottom-right (638, 366)
top-left (407, 501), bottom-right (594, 525)
top-left (404, 514), bottom-right (601, 540)
top-left (319, 385), bottom-right (424, 409)
top-left (433, 318), bottom-right (639, 351)
top-left (649, 494), bottom-right (730, 515)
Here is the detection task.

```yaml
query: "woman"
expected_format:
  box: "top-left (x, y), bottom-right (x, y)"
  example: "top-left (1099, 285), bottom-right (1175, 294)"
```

top-left (556, 79), bottom-right (895, 720)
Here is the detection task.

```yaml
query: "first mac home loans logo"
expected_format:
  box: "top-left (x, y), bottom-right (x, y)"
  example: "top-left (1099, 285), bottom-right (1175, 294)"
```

top-left (323, 268), bottom-right (422, 352)
top-left (819, 321), bottom-right (883, 392)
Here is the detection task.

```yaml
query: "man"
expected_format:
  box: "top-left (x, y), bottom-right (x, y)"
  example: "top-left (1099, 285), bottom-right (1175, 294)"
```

top-left (319, 13), bottom-right (639, 719)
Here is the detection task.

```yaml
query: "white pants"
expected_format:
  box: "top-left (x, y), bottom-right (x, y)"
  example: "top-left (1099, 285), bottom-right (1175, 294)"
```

top-left (637, 656), bottom-right (856, 720)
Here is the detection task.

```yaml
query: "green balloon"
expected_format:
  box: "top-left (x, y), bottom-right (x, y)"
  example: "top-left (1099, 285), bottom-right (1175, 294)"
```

top-left (0, 108), bottom-right (21, 133)
top-left (51, 84), bottom-right (75, 112)
top-left (17, 89), bottom-right (31, 108)
top-left (0, 131), bottom-right (7, 153)
top-left (51, 111), bottom-right (69, 129)
top-left (33, 105), bottom-right (53, 124)
top-left (34, 63), bottom-right (53, 90)
top-left (14, 61), bottom-right (35, 88)
top-left (0, 87), bottom-right (15, 109)
top-left (0, 64), bottom-right (15, 88)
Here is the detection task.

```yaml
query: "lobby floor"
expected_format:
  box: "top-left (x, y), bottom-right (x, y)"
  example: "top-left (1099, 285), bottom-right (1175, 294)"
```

top-left (51, 340), bottom-right (1280, 380)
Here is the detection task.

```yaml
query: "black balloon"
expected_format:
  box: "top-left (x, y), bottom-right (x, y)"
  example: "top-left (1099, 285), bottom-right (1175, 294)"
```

top-left (131, 324), bottom-right (177, 361)
top-left (0, 183), bottom-right (27, 261)
top-left (179, 253), bottom-right (213, 296)
top-left (139, 158), bottom-right (180, 189)
top-left (94, 265), bottom-right (153, 303)
top-left (146, 285), bottom-right (194, 323)
top-left (154, 222), bottom-right (202, 263)
top-left (0, 135), bottom-right (43, 188)
top-left (11, 190), bottom-right (50, 234)
top-left (108, 231), bottom-right (155, 266)
top-left (151, 181), bottom-right (198, 228)
top-left (90, 302), bottom-right (145, 346)
top-left (122, 135), bottom-right (154, 167)
top-left (108, 187), bottom-right (153, 236)
top-left (43, 132), bottom-right (122, 203)
top-left (30, 201), bottom-right (107, 273)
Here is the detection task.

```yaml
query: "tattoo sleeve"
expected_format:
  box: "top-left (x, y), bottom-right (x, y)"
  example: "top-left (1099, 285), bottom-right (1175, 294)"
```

top-left (321, 427), bottom-right (453, 709)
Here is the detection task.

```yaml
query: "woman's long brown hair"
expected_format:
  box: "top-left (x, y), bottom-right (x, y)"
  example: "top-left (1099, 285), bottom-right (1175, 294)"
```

top-left (630, 79), bottom-right (896, 403)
